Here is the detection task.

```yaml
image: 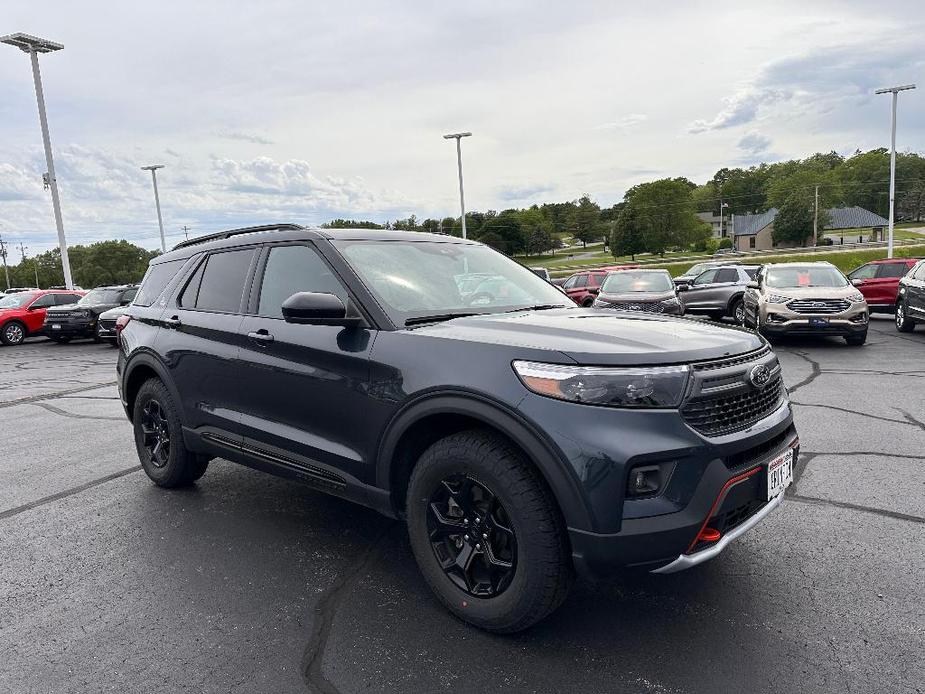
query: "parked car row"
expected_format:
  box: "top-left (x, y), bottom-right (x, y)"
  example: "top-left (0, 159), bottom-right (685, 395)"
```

top-left (0, 284), bottom-right (136, 346)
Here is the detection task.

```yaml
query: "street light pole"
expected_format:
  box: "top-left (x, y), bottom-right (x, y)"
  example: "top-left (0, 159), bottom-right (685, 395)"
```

top-left (1, 33), bottom-right (74, 289)
top-left (0, 236), bottom-right (10, 290)
top-left (141, 165), bottom-right (167, 252)
top-left (875, 83), bottom-right (916, 259)
top-left (443, 132), bottom-right (472, 239)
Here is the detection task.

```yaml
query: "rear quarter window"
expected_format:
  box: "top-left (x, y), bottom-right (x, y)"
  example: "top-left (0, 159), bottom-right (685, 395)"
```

top-left (135, 259), bottom-right (186, 307)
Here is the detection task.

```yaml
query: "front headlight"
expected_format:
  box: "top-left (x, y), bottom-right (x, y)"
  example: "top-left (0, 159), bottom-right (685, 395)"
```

top-left (513, 361), bottom-right (689, 408)
top-left (766, 294), bottom-right (791, 304)
top-left (847, 292), bottom-right (865, 303)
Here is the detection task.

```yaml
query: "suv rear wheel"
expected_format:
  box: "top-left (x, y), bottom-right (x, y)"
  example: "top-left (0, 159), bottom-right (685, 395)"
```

top-left (896, 300), bottom-right (916, 333)
top-left (133, 378), bottom-right (209, 487)
top-left (406, 430), bottom-right (572, 633)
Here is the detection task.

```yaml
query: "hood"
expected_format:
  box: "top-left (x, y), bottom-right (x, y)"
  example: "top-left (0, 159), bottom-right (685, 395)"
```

top-left (597, 290), bottom-right (676, 304)
top-left (99, 306), bottom-right (129, 320)
top-left (764, 285), bottom-right (858, 300)
top-left (49, 302), bottom-right (111, 312)
top-left (409, 308), bottom-right (763, 366)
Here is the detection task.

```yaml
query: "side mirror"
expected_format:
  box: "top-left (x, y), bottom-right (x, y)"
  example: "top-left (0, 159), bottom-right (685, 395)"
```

top-left (746, 281), bottom-right (759, 290)
top-left (281, 292), bottom-right (364, 327)
top-left (851, 278), bottom-right (863, 287)
top-left (676, 284), bottom-right (689, 292)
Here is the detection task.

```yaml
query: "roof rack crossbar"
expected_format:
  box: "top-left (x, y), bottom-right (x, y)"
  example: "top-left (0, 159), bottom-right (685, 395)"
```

top-left (172, 223), bottom-right (305, 250)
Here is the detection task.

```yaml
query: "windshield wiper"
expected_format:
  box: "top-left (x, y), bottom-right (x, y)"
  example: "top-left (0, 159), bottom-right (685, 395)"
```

top-left (504, 304), bottom-right (572, 314)
top-left (404, 312), bottom-right (484, 326)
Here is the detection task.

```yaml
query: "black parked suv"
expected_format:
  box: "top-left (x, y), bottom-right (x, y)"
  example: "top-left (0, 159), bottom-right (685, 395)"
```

top-left (44, 285), bottom-right (138, 343)
top-left (896, 259), bottom-right (925, 332)
top-left (117, 224), bottom-right (798, 632)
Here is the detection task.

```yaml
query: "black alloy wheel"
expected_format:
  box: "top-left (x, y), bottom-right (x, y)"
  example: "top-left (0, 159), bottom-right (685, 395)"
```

top-left (896, 300), bottom-right (915, 332)
top-left (427, 474), bottom-right (517, 598)
top-left (139, 399), bottom-right (171, 468)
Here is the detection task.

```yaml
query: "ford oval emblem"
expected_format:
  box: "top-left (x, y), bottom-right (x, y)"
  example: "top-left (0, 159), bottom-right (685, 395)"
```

top-left (749, 364), bottom-right (771, 388)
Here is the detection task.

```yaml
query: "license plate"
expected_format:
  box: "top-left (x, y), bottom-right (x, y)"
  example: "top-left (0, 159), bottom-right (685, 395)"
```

top-left (809, 317), bottom-right (829, 327)
top-left (51, 324), bottom-right (61, 330)
top-left (766, 449), bottom-right (793, 500)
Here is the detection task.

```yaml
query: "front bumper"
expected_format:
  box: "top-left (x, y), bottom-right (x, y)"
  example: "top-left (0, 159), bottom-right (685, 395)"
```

top-left (759, 303), bottom-right (868, 336)
top-left (43, 318), bottom-right (96, 337)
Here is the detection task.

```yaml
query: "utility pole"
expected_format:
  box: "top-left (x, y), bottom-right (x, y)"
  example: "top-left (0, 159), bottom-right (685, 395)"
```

top-left (181, 225), bottom-right (191, 241)
top-left (813, 185), bottom-right (819, 247)
top-left (1, 33), bottom-right (74, 289)
top-left (875, 83), bottom-right (916, 258)
top-left (141, 165), bottom-right (167, 252)
top-left (443, 132), bottom-right (472, 239)
top-left (0, 235), bottom-right (10, 290)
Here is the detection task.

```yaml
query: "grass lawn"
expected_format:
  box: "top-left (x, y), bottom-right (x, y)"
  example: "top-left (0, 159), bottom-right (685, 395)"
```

top-left (650, 244), bottom-right (925, 278)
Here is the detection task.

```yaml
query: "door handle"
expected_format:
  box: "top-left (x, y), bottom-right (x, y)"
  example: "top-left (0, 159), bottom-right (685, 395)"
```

top-left (248, 329), bottom-right (275, 345)
top-left (165, 316), bottom-right (182, 329)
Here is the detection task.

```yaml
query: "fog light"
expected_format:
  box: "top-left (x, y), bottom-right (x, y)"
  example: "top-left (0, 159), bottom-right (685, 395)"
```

top-left (628, 465), bottom-right (662, 496)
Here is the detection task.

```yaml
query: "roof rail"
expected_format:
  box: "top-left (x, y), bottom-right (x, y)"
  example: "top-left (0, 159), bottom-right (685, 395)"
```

top-left (172, 223), bottom-right (305, 250)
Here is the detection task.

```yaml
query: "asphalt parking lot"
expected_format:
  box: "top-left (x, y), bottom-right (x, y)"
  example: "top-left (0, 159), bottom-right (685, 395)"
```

top-left (1, 317), bottom-right (923, 694)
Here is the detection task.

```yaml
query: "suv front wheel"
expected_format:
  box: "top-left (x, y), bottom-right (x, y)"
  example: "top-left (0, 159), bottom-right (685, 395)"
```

top-left (133, 378), bottom-right (209, 487)
top-left (406, 430), bottom-right (573, 633)
top-left (896, 300), bottom-right (916, 333)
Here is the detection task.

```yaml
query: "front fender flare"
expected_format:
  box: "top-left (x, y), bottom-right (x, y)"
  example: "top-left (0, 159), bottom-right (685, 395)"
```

top-left (375, 391), bottom-right (593, 531)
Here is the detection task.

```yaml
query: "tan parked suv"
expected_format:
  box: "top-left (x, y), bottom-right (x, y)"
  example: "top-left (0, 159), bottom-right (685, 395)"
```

top-left (742, 262), bottom-right (869, 345)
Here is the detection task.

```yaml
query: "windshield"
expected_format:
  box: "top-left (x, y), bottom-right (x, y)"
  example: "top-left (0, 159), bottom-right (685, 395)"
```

top-left (334, 240), bottom-right (572, 325)
top-left (765, 266), bottom-right (848, 289)
top-left (601, 271), bottom-right (674, 293)
top-left (78, 289), bottom-right (123, 305)
top-left (0, 293), bottom-right (37, 309)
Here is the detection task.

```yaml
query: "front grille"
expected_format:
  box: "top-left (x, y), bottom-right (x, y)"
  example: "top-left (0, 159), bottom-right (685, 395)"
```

top-left (714, 500), bottom-right (765, 534)
top-left (98, 318), bottom-right (117, 329)
top-left (681, 375), bottom-right (784, 437)
top-left (787, 299), bottom-right (850, 314)
top-left (605, 301), bottom-right (664, 313)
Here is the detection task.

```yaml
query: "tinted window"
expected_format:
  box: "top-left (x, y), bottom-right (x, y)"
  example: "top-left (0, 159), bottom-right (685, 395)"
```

top-left (136, 260), bottom-right (184, 306)
top-left (30, 294), bottom-right (57, 309)
top-left (54, 293), bottom-right (80, 305)
top-left (573, 274), bottom-right (589, 288)
top-left (193, 249), bottom-right (255, 313)
top-left (743, 267), bottom-right (759, 278)
top-left (849, 263), bottom-right (878, 280)
top-left (257, 245), bottom-right (347, 318)
top-left (179, 260), bottom-right (206, 308)
top-left (878, 263), bottom-right (910, 279)
top-left (715, 268), bottom-right (739, 283)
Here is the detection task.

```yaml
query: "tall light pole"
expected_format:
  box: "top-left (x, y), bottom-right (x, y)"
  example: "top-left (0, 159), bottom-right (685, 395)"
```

top-left (875, 83), bottom-right (916, 258)
top-left (719, 201), bottom-right (729, 238)
top-left (443, 132), bottom-right (472, 239)
top-left (141, 165), bottom-right (167, 252)
top-left (1, 33), bottom-right (74, 289)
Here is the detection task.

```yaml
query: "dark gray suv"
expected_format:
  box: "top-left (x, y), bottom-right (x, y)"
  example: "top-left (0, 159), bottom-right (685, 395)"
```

top-left (117, 224), bottom-right (798, 632)
top-left (680, 265), bottom-right (759, 323)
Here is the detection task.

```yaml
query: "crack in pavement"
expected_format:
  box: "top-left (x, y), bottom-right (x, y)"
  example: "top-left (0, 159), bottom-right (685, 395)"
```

top-left (787, 494), bottom-right (925, 524)
top-left (897, 409), bottom-right (925, 434)
top-left (0, 380), bottom-right (118, 409)
top-left (301, 522), bottom-right (398, 694)
top-left (789, 401), bottom-right (922, 428)
top-left (800, 450), bottom-right (925, 460)
top-left (28, 401), bottom-right (125, 422)
top-left (782, 350), bottom-right (822, 396)
top-left (0, 466), bottom-right (141, 521)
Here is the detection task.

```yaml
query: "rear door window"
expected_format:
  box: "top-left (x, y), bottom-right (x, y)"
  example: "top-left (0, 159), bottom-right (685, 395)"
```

top-left (54, 293), bottom-right (80, 305)
top-left (573, 274), bottom-right (589, 288)
top-left (715, 268), bottom-right (739, 283)
top-left (877, 262), bottom-right (911, 279)
top-left (187, 249), bottom-right (256, 313)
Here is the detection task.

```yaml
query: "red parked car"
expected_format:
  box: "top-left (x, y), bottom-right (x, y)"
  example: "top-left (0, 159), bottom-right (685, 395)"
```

top-left (847, 258), bottom-right (920, 314)
top-left (0, 289), bottom-right (85, 346)
top-left (561, 265), bottom-right (639, 306)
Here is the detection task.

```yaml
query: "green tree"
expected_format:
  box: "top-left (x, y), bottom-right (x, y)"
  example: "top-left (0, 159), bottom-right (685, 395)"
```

top-left (568, 195), bottom-right (604, 247)
top-left (621, 178), bottom-right (709, 255)
top-left (772, 194), bottom-right (830, 246)
top-left (609, 207), bottom-right (645, 260)
top-left (898, 181), bottom-right (925, 222)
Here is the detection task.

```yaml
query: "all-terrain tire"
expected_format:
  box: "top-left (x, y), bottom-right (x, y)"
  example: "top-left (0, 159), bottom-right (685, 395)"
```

top-left (133, 378), bottom-right (209, 487)
top-left (406, 430), bottom-right (573, 633)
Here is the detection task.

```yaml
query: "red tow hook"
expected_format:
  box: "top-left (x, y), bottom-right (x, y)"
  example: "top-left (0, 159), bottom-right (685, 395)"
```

top-left (698, 527), bottom-right (721, 543)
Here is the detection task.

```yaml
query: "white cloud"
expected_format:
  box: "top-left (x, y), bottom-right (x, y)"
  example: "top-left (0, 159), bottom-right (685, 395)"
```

top-left (593, 114), bottom-right (648, 131)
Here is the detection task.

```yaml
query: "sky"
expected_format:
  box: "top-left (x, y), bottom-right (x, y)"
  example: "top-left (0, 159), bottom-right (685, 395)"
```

top-left (1, 0), bottom-right (924, 254)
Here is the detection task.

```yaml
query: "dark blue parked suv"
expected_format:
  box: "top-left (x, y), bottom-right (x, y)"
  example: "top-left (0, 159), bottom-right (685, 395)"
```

top-left (117, 224), bottom-right (798, 632)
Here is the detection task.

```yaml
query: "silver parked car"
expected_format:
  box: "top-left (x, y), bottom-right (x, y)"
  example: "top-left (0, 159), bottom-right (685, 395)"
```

top-left (679, 265), bottom-right (759, 323)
